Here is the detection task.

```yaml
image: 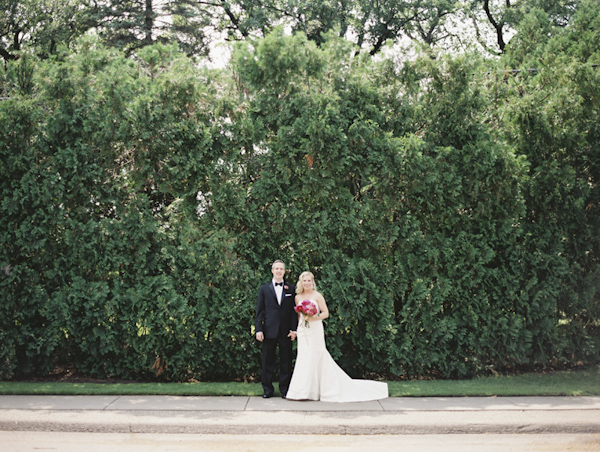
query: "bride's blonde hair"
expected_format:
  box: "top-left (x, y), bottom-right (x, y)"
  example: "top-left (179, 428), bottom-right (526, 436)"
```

top-left (296, 271), bottom-right (317, 294)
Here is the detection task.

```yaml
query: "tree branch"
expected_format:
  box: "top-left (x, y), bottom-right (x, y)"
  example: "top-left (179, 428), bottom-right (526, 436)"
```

top-left (483, 0), bottom-right (505, 52)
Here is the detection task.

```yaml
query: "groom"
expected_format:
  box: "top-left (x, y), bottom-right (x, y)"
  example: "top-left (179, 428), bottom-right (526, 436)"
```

top-left (255, 260), bottom-right (298, 398)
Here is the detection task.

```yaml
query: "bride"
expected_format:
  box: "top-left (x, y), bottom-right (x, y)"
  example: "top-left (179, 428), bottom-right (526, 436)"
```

top-left (285, 271), bottom-right (388, 402)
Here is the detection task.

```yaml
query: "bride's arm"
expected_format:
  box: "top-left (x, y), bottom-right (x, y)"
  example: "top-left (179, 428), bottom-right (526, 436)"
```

top-left (294, 295), bottom-right (302, 321)
top-left (313, 294), bottom-right (329, 321)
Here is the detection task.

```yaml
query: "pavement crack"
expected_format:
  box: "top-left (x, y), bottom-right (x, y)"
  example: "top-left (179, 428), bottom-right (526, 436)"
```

top-left (103, 396), bottom-right (120, 410)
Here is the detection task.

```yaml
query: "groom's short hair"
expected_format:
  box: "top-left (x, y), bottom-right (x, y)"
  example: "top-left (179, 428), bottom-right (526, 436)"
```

top-left (272, 259), bottom-right (285, 269)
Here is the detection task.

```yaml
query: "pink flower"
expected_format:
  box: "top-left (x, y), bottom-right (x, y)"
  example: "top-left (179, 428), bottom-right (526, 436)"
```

top-left (295, 300), bottom-right (318, 328)
top-left (284, 285), bottom-right (289, 290)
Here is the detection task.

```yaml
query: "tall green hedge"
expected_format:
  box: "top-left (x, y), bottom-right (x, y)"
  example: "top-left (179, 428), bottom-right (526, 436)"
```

top-left (1, 10), bottom-right (599, 381)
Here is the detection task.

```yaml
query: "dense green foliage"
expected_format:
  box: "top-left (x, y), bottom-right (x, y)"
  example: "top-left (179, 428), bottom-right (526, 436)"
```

top-left (0, 1), bottom-right (598, 382)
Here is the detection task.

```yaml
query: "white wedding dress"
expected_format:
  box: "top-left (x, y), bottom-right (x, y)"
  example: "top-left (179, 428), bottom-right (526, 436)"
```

top-left (286, 299), bottom-right (388, 402)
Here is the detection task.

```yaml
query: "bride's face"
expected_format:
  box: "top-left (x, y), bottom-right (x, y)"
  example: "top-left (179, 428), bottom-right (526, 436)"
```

top-left (302, 275), bottom-right (314, 291)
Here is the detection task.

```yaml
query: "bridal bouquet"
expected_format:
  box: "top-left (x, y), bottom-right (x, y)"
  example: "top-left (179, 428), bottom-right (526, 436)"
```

top-left (295, 300), bottom-right (318, 328)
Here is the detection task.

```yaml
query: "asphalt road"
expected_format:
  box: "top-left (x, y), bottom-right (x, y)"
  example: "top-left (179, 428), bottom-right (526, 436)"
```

top-left (2, 431), bottom-right (600, 452)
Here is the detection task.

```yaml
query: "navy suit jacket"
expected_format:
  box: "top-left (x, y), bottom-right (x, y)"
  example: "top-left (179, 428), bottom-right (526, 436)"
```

top-left (255, 281), bottom-right (298, 340)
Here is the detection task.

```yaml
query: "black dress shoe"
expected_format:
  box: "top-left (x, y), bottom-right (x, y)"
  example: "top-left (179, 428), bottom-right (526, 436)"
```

top-left (263, 393), bottom-right (273, 399)
top-left (281, 395), bottom-right (287, 399)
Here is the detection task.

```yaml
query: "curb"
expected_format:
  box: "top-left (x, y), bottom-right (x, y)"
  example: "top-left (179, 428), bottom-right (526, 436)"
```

top-left (2, 421), bottom-right (600, 435)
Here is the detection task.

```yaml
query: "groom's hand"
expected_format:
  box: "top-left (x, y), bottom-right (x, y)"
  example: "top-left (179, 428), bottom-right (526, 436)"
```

top-left (288, 330), bottom-right (297, 341)
top-left (256, 332), bottom-right (264, 342)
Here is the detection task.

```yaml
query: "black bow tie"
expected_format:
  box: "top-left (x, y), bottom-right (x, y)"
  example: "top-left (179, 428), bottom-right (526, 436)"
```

top-left (274, 282), bottom-right (283, 286)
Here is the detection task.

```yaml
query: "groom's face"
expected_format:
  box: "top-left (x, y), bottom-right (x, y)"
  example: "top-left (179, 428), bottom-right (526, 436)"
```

top-left (272, 262), bottom-right (286, 282)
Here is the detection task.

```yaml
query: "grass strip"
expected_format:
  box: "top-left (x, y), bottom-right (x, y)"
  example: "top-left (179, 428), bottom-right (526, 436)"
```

top-left (388, 366), bottom-right (600, 397)
top-left (0, 366), bottom-right (597, 397)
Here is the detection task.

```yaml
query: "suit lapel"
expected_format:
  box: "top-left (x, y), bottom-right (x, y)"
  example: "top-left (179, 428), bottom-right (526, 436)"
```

top-left (268, 282), bottom-right (279, 306)
top-left (280, 281), bottom-right (289, 306)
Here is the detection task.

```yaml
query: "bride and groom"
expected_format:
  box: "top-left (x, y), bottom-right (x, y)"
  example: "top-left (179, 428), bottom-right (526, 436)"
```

top-left (255, 260), bottom-right (388, 402)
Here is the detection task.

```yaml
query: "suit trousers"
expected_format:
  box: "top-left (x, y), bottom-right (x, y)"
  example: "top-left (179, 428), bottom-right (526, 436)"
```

top-left (261, 333), bottom-right (293, 396)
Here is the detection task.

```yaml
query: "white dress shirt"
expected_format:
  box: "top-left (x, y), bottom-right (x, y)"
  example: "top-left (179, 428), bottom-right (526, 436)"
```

top-left (273, 280), bottom-right (283, 304)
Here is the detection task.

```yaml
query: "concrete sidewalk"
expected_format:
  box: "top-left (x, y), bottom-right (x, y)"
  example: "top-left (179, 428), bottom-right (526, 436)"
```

top-left (1, 395), bottom-right (599, 434)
